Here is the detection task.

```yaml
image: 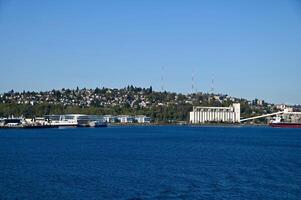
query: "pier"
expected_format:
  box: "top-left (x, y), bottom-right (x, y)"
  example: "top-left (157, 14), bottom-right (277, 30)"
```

top-left (240, 111), bottom-right (284, 122)
top-left (240, 110), bottom-right (301, 123)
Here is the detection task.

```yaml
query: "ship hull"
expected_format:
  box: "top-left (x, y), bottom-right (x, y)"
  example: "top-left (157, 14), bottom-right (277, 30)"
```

top-left (270, 123), bottom-right (301, 128)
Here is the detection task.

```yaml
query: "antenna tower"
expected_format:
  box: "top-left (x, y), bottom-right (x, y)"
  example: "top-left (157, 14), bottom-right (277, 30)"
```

top-left (211, 77), bottom-right (214, 94)
top-left (161, 66), bottom-right (164, 91)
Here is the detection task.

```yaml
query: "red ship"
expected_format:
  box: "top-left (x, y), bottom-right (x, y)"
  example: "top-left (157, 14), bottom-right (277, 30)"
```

top-left (270, 123), bottom-right (301, 128)
top-left (269, 116), bottom-right (301, 128)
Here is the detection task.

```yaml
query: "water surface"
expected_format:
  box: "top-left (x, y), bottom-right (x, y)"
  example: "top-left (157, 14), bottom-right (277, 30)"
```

top-left (0, 126), bottom-right (300, 199)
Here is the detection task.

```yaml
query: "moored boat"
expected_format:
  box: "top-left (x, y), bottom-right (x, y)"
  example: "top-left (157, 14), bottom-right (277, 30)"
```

top-left (270, 123), bottom-right (301, 128)
top-left (269, 116), bottom-right (301, 128)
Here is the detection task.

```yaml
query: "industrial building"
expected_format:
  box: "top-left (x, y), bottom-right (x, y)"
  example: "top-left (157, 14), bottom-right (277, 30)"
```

top-left (103, 115), bottom-right (151, 123)
top-left (189, 103), bottom-right (240, 123)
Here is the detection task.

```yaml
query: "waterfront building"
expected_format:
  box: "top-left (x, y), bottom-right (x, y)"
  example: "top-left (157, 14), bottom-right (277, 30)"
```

top-left (103, 115), bottom-right (119, 123)
top-left (118, 115), bottom-right (135, 123)
top-left (76, 115), bottom-right (106, 126)
top-left (135, 115), bottom-right (151, 123)
top-left (189, 103), bottom-right (240, 123)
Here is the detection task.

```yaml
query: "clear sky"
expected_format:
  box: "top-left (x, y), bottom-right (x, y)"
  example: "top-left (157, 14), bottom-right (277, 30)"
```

top-left (0, 0), bottom-right (300, 104)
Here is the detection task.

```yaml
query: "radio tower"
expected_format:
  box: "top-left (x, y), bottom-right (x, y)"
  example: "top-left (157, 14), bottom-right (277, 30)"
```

top-left (210, 77), bottom-right (214, 94)
top-left (161, 66), bottom-right (164, 91)
top-left (191, 69), bottom-right (195, 94)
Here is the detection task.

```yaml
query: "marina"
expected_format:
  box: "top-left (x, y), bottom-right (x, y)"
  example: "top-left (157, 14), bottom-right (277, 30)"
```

top-left (0, 114), bottom-right (108, 129)
top-left (0, 114), bottom-right (153, 129)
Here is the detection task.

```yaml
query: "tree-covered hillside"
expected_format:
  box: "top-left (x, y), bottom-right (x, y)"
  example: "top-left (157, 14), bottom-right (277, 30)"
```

top-left (0, 86), bottom-right (289, 122)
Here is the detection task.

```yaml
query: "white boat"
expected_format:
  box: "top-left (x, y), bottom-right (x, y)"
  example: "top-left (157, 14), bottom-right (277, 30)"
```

top-left (45, 114), bottom-right (107, 128)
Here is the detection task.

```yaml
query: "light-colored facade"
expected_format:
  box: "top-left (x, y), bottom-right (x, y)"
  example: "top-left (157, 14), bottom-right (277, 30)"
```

top-left (41, 114), bottom-right (152, 124)
top-left (190, 103), bottom-right (240, 123)
top-left (103, 115), bottom-right (119, 123)
top-left (116, 115), bottom-right (152, 123)
top-left (135, 115), bottom-right (151, 123)
top-left (118, 115), bottom-right (135, 123)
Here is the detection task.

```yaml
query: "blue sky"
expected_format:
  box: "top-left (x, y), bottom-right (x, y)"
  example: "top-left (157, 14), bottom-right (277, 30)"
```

top-left (0, 0), bottom-right (300, 104)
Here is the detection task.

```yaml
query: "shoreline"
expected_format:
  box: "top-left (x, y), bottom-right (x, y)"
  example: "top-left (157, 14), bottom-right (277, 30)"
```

top-left (108, 122), bottom-right (269, 127)
top-left (0, 123), bottom-right (269, 129)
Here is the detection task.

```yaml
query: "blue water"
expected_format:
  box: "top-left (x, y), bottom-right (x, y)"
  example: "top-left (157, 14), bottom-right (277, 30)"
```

top-left (0, 126), bottom-right (300, 200)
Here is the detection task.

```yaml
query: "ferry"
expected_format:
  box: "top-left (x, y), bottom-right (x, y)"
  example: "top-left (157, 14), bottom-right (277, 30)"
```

top-left (45, 114), bottom-right (107, 128)
top-left (0, 114), bottom-right (108, 129)
top-left (0, 118), bottom-right (25, 128)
